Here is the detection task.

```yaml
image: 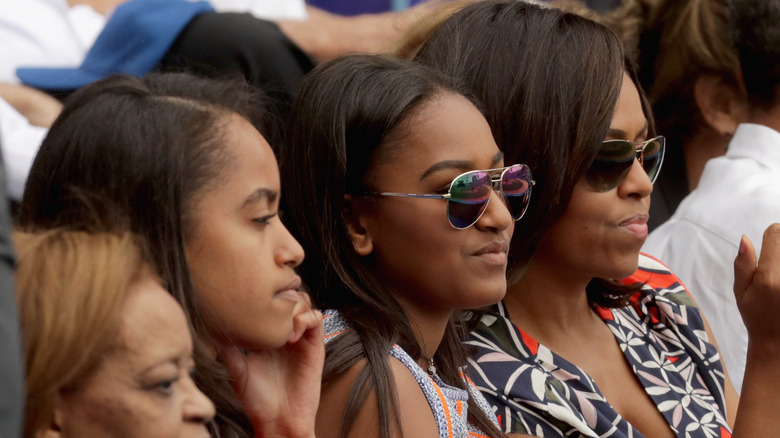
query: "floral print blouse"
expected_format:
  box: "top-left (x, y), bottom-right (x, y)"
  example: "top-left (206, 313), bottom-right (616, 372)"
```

top-left (466, 253), bottom-right (732, 437)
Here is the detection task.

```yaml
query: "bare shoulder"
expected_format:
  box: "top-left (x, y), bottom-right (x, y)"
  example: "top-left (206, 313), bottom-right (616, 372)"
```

top-left (315, 356), bottom-right (439, 438)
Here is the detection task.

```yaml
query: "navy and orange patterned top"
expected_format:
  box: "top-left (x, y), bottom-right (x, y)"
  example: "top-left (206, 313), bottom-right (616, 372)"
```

top-left (324, 309), bottom-right (499, 438)
top-left (466, 253), bottom-right (732, 437)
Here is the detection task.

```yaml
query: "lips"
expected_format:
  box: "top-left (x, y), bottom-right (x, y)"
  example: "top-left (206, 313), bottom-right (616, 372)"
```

top-left (274, 276), bottom-right (302, 302)
top-left (619, 213), bottom-right (649, 227)
top-left (473, 241), bottom-right (510, 256)
top-left (472, 241), bottom-right (510, 265)
top-left (618, 213), bottom-right (649, 239)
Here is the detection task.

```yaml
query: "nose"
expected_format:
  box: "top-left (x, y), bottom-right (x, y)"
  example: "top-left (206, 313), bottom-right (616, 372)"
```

top-left (475, 189), bottom-right (513, 232)
top-left (276, 221), bottom-right (305, 268)
top-left (617, 158), bottom-right (653, 199)
top-left (182, 374), bottom-right (216, 424)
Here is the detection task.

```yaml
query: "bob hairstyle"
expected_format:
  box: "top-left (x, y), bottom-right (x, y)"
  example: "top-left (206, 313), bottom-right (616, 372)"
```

top-left (415, 0), bottom-right (655, 306)
top-left (638, 0), bottom-right (737, 151)
top-left (279, 54), bottom-right (502, 438)
top-left (18, 73), bottom-right (277, 437)
top-left (14, 230), bottom-right (147, 437)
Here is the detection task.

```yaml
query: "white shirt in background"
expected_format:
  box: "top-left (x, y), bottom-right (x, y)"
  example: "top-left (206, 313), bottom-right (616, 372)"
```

top-left (643, 123), bottom-right (780, 393)
top-left (0, 0), bottom-right (306, 200)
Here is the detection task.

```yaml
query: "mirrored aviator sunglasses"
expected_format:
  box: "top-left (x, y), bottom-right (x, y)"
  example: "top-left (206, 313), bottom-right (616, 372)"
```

top-left (585, 135), bottom-right (666, 192)
top-left (374, 164), bottom-right (535, 229)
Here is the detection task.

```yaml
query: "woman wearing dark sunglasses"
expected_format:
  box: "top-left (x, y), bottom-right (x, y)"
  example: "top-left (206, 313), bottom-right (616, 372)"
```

top-left (280, 54), bottom-right (534, 438)
top-left (415, 1), bottom-right (780, 437)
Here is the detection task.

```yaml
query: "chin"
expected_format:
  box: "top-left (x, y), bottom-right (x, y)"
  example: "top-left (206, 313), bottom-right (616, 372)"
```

top-left (237, 326), bottom-right (294, 350)
top-left (611, 260), bottom-right (641, 280)
top-left (463, 283), bottom-right (507, 309)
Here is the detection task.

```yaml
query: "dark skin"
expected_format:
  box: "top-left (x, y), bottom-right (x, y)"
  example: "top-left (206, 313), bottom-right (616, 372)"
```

top-left (505, 75), bottom-right (740, 438)
top-left (316, 94), bottom-right (521, 438)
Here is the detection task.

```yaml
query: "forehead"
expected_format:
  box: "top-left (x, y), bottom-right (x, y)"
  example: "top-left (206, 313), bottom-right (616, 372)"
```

top-left (114, 279), bottom-right (191, 360)
top-left (609, 73), bottom-right (647, 138)
top-left (376, 93), bottom-right (500, 177)
top-left (215, 114), bottom-right (279, 194)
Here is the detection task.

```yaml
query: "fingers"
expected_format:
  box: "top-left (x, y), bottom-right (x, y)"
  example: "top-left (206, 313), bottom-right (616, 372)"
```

top-left (289, 292), bottom-right (323, 343)
top-left (753, 223), bottom-right (780, 292)
top-left (734, 234), bottom-right (757, 304)
top-left (289, 308), bottom-right (324, 343)
top-left (757, 223), bottom-right (780, 271)
top-left (291, 291), bottom-right (314, 316)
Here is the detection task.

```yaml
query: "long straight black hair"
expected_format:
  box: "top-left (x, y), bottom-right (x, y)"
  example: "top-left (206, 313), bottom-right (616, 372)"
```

top-left (415, 1), bottom-right (656, 307)
top-left (280, 54), bottom-right (504, 438)
top-left (19, 73), bottom-right (278, 438)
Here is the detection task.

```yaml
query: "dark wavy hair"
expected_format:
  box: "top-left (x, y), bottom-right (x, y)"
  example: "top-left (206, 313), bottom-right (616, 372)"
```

top-left (637, 0), bottom-right (738, 155)
top-left (19, 73), bottom-right (278, 438)
top-left (415, 1), bottom-right (655, 307)
top-left (728, 0), bottom-right (780, 110)
top-left (280, 54), bottom-right (504, 438)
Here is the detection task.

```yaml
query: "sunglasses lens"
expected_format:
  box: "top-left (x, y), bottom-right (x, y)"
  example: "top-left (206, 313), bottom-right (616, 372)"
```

top-left (641, 136), bottom-right (665, 184)
top-left (447, 170), bottom-right (491, 229)
top-left (501, 164), bottom-right (533, 220)
top-left (586, 140), bottom-right (636, 192)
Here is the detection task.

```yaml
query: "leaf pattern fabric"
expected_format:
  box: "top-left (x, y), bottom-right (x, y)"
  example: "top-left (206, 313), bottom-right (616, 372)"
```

top-left (466, 253), bottom-right (732, 437)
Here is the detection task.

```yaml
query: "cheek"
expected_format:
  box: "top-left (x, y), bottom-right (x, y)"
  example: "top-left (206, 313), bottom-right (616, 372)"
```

top-left (188, 219), bottom-right (274, 306)
top-left (371, 205), bottom-right (506, 309)
top-left (63, 389), bottom-right (172, 438)
top-left (188, 226), bottom-right (297, 348)
top-left (373, 202), bottom-right (455, 264)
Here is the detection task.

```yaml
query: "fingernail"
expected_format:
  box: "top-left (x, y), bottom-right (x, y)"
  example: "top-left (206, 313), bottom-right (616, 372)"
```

top-left (739, 235), bottom-right (747, 254)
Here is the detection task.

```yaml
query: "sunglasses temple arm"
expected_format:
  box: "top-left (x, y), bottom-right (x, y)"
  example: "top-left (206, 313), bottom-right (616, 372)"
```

top-left (375, 192), bottom-right (450, 200)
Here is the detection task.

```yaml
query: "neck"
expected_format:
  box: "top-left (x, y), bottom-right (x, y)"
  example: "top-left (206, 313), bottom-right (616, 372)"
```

top-left (392, 293), bottom-right (452, 368)
top-left (683, 128), bottom-right (730, 191)
top-left (749, 105), bottom-right (780, 133)
top-left (200, 333), bottom-right (223, 361)
top-left (503, 256), bottom-right (601, 345)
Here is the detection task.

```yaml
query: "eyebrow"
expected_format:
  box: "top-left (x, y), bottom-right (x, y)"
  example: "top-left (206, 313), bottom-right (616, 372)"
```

top-left (242, 188), bottom-right (278, 207)
top-left (606, 121), bottom-right (649, 140)
top-left (420, 151), bottom-right (504, 181)
top-left (139, 357), bottom-right (180, 376)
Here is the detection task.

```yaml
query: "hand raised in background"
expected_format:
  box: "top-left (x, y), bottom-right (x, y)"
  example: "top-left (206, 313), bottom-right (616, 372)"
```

top-left (731, 223), bottom-right (780, 437)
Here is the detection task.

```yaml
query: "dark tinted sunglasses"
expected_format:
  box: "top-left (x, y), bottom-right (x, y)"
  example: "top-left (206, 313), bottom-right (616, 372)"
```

top-left (585, 135), bottom-right (666, 192)
top-left (371, 164), bottom-right (535, 229)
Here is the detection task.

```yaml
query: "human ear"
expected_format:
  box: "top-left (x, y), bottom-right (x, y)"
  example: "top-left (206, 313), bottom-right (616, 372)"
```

top-left (694, 74), bottom-right (748, 136)
top-left (38, 396), bottom-right (65, 438)
top-left (343, 195), bottom-right (374, 256)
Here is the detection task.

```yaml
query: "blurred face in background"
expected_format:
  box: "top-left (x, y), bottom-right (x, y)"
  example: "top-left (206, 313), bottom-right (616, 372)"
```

top-left (55, 276), bottom-right (215, 437)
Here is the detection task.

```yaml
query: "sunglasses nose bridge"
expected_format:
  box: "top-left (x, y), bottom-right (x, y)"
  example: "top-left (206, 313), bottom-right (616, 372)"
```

top-left (490, 177), bottom-right (503, 193)
top-left (634, 147), bottom-right (644, 166)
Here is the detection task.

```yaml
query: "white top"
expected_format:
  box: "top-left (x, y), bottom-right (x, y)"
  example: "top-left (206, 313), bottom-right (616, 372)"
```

top-left (0, 0), bottom-right (306, 200)
top-left (0, 0), bottom-right (104, 84)
top-left (0, 99), bottom-right (47, 200)
top-left (643, 122), bottom-right (780, 393)
top-left (208, 0), bottom-right (307, 20)
top-left (0, 0), bottom-right (306, 82)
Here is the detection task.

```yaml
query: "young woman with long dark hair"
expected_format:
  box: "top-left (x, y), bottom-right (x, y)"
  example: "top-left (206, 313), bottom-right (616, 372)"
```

top-left (19, 73), bottom-right (323, 438)
top-left (281, 54), bottom-right (534, 438)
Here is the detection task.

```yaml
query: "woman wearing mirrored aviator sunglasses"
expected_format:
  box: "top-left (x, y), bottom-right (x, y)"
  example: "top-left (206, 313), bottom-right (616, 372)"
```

top-left (280, 54), bottom-right (533, 438)
top-left (415, 1), bottom-right (780, 437)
